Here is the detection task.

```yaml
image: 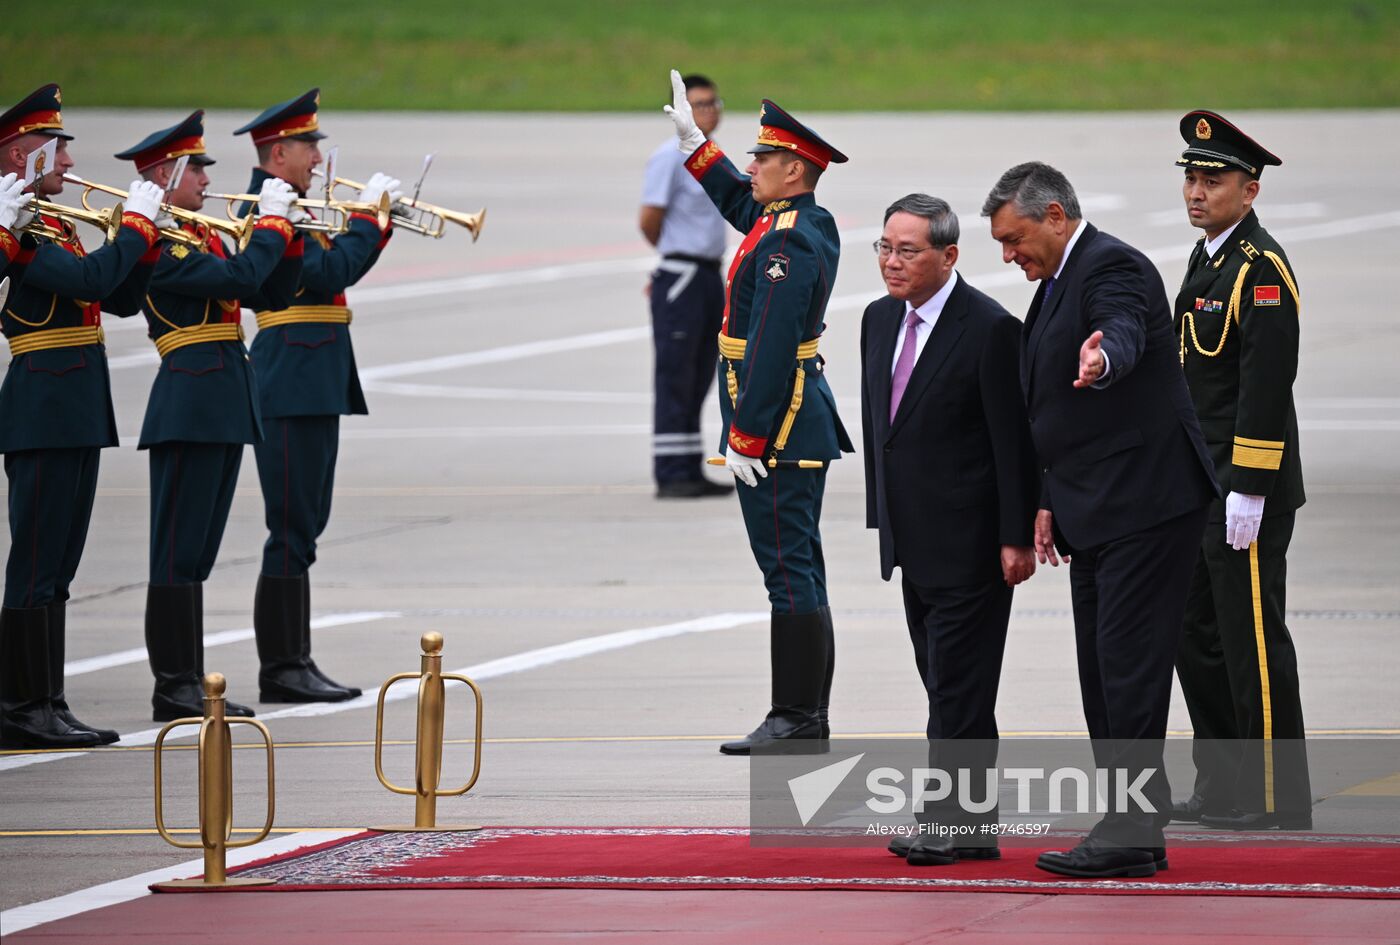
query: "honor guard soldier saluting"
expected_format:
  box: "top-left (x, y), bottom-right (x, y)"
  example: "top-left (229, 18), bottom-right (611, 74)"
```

top-left (115, 111), bottom-right (302, 721)
top-left (233, 90), bottom-right (401, 703)
top-left (1171, 112), bottom-right (1312, 830)
top-left (663, 71), bottom-right (853, 754)
top-left (0, 84), bottom-right (166, 748)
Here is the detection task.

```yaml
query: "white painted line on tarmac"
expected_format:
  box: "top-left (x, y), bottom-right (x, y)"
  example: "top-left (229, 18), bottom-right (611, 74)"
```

top-left (0, 612), bottom-right (766, 772)
top-left (63, 611), bottom-right (398, 679)
top-left (339, 423), bottom-right (650, 441)
top-left (357, 326), bottom-right (650, 381)
top-left (360, 380), bottom-right (649, 404)
top-left (0, 828), bottom-right (361, 935)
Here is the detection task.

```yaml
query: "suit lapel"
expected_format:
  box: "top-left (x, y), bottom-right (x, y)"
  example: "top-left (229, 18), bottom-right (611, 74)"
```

top-left (867, 296), bottom-right (900, 438)
top-left (1027, 222), bottom-right (1097, 368)
top-left (889, 279), bottom-right (968, 436)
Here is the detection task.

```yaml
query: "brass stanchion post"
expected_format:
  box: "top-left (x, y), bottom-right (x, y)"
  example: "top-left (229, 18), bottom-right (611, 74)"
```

top-left (373, 632), bottom-right (484, 832)
top-left (152, 673), bottom-right (277, 889)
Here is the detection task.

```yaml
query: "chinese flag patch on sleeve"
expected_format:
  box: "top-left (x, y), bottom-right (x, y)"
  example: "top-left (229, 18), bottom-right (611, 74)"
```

top-left (1254, 285), bottom-right (1281, 306)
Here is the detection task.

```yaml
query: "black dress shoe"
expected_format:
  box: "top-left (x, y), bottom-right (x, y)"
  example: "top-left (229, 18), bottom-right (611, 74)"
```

top-left (888, 833), bottom-right (916, 857)
top-left (259, 665), bottom-right (361, 703)
top-left (1198, 809), bottom-right (1313, 831)
top-left (719, 714), bottom-right (827, 755)
top-left (1170, 793), bottom-right (1213, 823)
top-left (905, 834), bottom-right (1001, 866)
top-left (657, 479), bottom-right (735, 499)
top-left (1035, 838), bottom-right (1159, 878)
top-left (153, 682), bottom-right (256, 722)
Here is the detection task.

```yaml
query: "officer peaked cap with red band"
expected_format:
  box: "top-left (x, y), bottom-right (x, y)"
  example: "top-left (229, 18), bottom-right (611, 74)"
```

top-left (115, 110), bottom-right (216, 172)
top-left (746, 99), bottom-right (847, 170)
top-left (1176, 109), bottom-right (1281, 179)
top-left (0, 83), bottom-right (73, 146)
top-left (233, 89), bottom-right (327, 146)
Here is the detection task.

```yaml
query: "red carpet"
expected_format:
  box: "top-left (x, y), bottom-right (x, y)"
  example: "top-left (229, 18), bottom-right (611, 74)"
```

top-left (157, 827), bottom-right (1400, 899)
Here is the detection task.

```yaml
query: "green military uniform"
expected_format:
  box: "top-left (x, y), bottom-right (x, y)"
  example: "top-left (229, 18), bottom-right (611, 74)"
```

top-left (0, 84), bottom-right (159, 749)
top-left (1172, 111), bottom-right (1310, 827)
top-left (114, 111), bottom-right (302, 722)
top-left (682, 99), bottom-right (853, 754)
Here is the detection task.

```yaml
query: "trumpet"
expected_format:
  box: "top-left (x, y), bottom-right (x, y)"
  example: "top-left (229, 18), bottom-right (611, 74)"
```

top-left (22, 197), bottom-right (126, 243)
top-left (62, 174), bottom-right (255, 251)
top-left (200, 189), bottom-right (392, 234)
top-left (314, 171), bottom-right (485, 242)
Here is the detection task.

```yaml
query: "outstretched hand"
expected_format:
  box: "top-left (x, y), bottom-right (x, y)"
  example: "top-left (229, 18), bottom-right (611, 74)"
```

top-left (1073, 330), bottom-right (1106, 388)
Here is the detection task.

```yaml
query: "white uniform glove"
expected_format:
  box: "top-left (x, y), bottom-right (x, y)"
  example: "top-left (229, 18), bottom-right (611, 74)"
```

top-left (1224, 491), bottom-right (1265, 551)
top-left (287, 204), bottom-right (311, 225)
top-left (124, 179), bottom-right (164, 222)
top-left (663, 69), bottom-right (707, 155)
top-left (726, 451), bottom-right (768, 489)
top-left (357, 172), bottom-right (400, 208)
top-left (0, 173), bottom-right (27, 232)
top-left (0, 276), bottom-right (9, 313)
top-left (257, 177), bottom-right (296, 219)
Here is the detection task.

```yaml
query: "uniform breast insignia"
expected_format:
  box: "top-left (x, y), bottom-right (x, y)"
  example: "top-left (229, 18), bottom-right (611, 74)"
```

top-left (774, 210), bottom-right (798, 230)
top-left (764, 253), bottom-right (790, 282)
top-left (1254, 286), bottom-right (1281, 306)
top-left (1195, 298), bottom-right (1223, 312)
top-left (169, 244), bottom-right (190, 260)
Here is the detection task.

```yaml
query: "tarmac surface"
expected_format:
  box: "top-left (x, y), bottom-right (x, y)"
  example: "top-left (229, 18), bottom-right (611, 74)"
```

top-left (2, 110), bottom-right (1398, 937)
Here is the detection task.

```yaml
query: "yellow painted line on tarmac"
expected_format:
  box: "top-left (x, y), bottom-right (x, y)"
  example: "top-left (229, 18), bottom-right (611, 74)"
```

top-left (6, 728), bottom-right (1397, 758)
top-left (1336, 772), bottom-right (1400, 796)
top-left (0, 827), bottom-right (359, 838)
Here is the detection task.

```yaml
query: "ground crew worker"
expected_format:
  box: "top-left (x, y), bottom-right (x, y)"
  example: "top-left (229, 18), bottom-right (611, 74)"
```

top-left (663, 70), bottom-right (853, 754)
top-left (1171, 111), bottom-right (1311, 830)
top-left (0, 84), bottom-right (164, 748)
top-left (115, 110), bottom-right (302, 721)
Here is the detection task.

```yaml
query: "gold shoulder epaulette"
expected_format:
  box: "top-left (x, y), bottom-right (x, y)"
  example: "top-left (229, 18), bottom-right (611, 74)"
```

top-left (774, 210), bottom-right (799, 231)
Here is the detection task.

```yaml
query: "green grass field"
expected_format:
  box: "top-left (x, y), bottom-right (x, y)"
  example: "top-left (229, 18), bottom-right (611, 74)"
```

top-left (5, 0), bottom-right (1398, 111)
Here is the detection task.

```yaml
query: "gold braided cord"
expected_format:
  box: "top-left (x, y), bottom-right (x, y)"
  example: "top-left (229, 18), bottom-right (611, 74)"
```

top-left (773, 367), bottom-right (806, 454)
top-left (255, 305), bottom-right (352, 330)
top-left (153, 322), bottom-right (244, 358)
top-left (7, 324), bottom-right (104, 356)
top-left (1180, 260), bottom-right (1251, 362)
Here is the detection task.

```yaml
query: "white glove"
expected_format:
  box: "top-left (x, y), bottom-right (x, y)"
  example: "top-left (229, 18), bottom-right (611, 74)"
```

top-left (1224, 491), bottom-right (1265, 551)
top-left (257, 177), bottom-right (296, 219)
top-left (124, 179), bottom-right (164, 222)
top-left (357, 172), bottom-right (399, 208)
top-left (663, 69), bottom-right (707, 154)
top-left (0, 173), bottom-right (27, 231)
top-left (0, 276), bottom-right (9, 312)
top-left (726, 451), bottom-right (769, 489)
top-left (287, 204), bottom-right (311, 225)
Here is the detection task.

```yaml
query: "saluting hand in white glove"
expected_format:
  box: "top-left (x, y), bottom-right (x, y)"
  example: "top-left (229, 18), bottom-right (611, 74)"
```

top-left (1224, 491), bottom-right (1265, 551)
top-left (663, 69), bottom-right (707, 155)
top-left (123, 179), bottom-right (165, 222)
top-left (726, 451), bottom-right (768, 489)
top-left (257, 177), bottom-right (297, 219)
top-left (0, 173), bottom-right (28, 232)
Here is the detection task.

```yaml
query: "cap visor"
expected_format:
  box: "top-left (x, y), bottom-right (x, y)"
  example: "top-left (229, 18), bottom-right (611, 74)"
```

top-left (190, 155), bottom-right (216, 166)
top-left (746, 143), bottom-right (782, 155)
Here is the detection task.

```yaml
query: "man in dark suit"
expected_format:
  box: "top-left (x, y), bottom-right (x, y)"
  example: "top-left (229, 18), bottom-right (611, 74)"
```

top-left (983, 162), bottom-right (1218, 878)
top-left (860, 194), bottom-right (1038, 866)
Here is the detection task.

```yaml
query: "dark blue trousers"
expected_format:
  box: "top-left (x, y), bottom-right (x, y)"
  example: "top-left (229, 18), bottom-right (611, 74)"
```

top-left (253, 416), bottom-right (339, 578)
top-left (734, 466), bottom-right (829, 615)
top-left (650, 260), bottom-right (723, 485)
top-left (148, 442), bottom-right (243, 585)
top-left (3, 448), bottom-right (100, 608)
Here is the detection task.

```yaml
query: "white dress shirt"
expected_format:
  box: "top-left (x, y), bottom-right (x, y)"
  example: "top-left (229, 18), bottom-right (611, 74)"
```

top-left (1204, 216), bottom-right (1246, 262)
top-left (890, 271), bottom-right (960, 375)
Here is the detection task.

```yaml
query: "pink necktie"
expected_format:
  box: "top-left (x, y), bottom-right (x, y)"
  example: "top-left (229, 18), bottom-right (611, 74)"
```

top-left (889, 310), bottom-right (922, 422)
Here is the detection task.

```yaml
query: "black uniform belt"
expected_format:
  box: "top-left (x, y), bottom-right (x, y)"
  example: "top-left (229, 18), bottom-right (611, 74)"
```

top-left (6, 325), bottom-right (104, 357)
top-left (255, 305), bottom-right (353, 330)
top-left (153, 322), bottom-right (245, 358)
top-left (663, 253), bottom-right (722, 269)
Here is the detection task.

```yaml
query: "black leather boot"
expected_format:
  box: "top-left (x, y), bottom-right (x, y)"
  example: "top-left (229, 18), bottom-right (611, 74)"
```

top-left (720, 611), bottom-right (829, 755)
top-left (46, 600), bottom-right (118, 744)
top-left (299, 574), bottom-right (360, 698)
top-left (256, 575), bottom-right (358, 703)
top-left (817, 604), bottom-right (834, 739)
top-left (148, 584), bottom-right (254, 722)
top-left (0, 606), bottom-right (106, 749)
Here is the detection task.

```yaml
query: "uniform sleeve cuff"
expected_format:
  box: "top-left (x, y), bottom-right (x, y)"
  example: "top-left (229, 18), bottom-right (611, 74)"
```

top-left (254, 215), bottom-right (295, 244)
top-left (1232, 438), bottom-right (1283, 471)
top-left (728, 426), bottom-right (767, 458)
top-left (349, 211), bottom-right (386, 233)
top-left (139, 243), bottom-right (163, 265)
top-left (121, 212), bottom-right (161, 248)
top-left (285, 233), bottom-right (305, 258)
top-left (684, 141), bottom-right (723, 181)
top-left (0, 226), bottom-right (18, 263)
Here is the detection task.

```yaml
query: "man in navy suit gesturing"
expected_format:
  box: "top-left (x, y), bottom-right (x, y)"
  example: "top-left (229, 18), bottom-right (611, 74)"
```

top-left (983, 162), bottom-right (1218, 878)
